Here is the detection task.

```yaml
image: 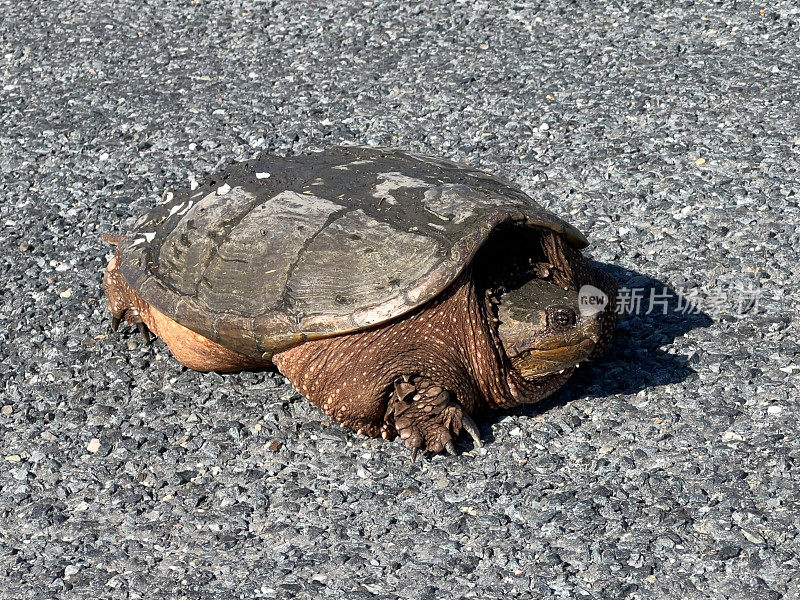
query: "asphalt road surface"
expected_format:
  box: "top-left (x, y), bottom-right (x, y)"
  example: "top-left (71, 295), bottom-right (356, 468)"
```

top-left (1, 1), bottom-right (798, 598)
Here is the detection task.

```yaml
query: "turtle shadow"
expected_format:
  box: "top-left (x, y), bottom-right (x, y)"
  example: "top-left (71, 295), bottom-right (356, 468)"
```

top-left (479, 263), bottom-right (713, 441)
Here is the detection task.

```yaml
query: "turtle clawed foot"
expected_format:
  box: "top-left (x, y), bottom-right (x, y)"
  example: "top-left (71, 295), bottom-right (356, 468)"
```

top-left (108, 310), bottom-right (153, 343)
top-left (389, 376), bottom-right (481, 459)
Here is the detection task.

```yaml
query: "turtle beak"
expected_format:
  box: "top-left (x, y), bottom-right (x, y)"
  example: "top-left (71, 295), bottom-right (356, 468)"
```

top-left (511, 338), bottom-right (596, 377)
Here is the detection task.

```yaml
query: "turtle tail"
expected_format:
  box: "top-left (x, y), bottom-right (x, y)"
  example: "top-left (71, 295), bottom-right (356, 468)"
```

top-left (101, 233), bottom-right (126, 246)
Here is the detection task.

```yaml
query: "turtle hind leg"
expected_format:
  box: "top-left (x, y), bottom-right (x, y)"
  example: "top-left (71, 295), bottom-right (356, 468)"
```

top-left (102, 252), bottom-right (152, 341)
top-left (102, 252), bottom-right (265, 373)
top-left (387, 376), bottom-right (483, 458)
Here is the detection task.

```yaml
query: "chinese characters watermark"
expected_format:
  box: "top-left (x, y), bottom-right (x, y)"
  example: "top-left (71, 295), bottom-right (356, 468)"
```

top-left (579, 283), bottom-right (762, 318)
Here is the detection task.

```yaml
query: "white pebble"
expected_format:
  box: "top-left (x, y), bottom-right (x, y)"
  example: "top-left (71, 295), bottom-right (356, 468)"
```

top-left (721, 431), bottom-right (744, 442)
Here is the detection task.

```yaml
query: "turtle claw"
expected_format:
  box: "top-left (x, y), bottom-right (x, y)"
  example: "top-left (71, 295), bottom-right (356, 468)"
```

top-left (111, 315), bottom-right (121, 332)
top-left (137, 322), bottom-right (152, 344)
top-left (444, 440), bottom-right (457, 455)
top-left (460, 414), bottom-right (483, 448)
top-left (410, 448), bottom-right (419, 463)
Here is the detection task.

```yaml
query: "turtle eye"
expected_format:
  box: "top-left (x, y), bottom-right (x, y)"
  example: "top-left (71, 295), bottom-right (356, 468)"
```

top-left (548, 306), bottom-right (577, 330)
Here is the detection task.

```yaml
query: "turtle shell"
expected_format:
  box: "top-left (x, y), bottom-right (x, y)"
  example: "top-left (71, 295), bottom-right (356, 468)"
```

top-left (118, 146), bottom-right (588, 361)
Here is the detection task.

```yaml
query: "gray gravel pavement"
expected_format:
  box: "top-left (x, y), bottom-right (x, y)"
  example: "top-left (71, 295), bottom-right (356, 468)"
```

top-left (1, 1), bottom-right (799, 598)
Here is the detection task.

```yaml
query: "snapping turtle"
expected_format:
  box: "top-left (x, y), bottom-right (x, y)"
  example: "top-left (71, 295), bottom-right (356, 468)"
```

top-left (103, 146), bottom-right (618, 456)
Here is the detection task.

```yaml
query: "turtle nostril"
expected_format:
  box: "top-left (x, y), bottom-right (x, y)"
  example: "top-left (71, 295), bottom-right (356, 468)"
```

top-left (548, 306), bottom-right (577, 330)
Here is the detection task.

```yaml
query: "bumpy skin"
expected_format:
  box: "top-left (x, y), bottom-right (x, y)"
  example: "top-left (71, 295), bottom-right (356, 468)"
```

top-left (269, 231), bottom-right (615, 454)
top-left (272, 273), bottom-right (574, 453)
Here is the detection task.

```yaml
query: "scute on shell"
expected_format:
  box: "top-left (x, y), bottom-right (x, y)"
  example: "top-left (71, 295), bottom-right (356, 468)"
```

top-left (118, 146), bottom-right (588, 360)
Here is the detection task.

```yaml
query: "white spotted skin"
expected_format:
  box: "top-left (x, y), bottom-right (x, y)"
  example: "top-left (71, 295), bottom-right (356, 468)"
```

top-left (272, 272), bottom-right (523, 439)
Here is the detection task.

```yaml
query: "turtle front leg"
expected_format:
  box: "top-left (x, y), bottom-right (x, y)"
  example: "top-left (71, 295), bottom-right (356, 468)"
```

top-left (387, 376), bottom-right (483, 459)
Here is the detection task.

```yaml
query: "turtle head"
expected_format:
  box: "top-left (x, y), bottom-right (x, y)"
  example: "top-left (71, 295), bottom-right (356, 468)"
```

top-left (485, 229), bottom-right (619, 394)
top-left (496, 277), bottom-right (616, 381)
